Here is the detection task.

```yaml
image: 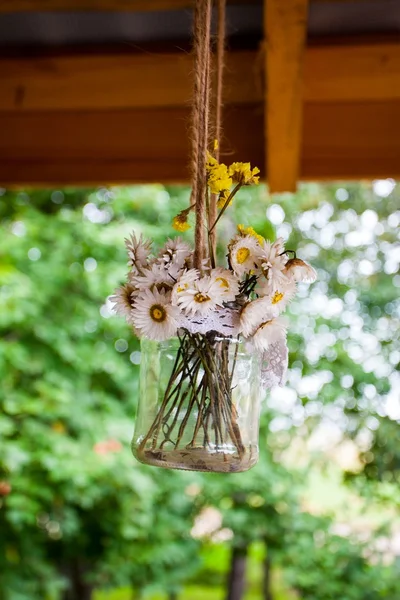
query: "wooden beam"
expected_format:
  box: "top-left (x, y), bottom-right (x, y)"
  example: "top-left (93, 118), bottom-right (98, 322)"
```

top-left (1, 42), bottom-right (399, 113)
top-left (301, 100), bottom-right (400, 179)
top-left (0, 105), bottom-right (263, 185)
top-left (1, 101), bottom-right (400, 185)
top-left (305, 42), bottom-right (400, 102)
top-left (0, 0), bottom-right (390, 12)
top-left (0, 50), bottom-right (261, 112)
top-left (0, 0), bottom-right (257, 12)
top-left (265, 0), bottom-right (309, 193)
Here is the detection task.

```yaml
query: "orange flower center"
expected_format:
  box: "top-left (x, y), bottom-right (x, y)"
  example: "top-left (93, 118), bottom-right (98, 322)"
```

top-left (194, 293), bottom-right (210, 304)
top-left (150, 304), bottom-right (167, 322)
top-left (272, 291), bottom-right (284, 305)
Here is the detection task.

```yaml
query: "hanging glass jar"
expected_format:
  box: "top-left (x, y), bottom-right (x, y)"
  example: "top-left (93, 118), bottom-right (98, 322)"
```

top-left (132, 333), bottom-right (262, 473)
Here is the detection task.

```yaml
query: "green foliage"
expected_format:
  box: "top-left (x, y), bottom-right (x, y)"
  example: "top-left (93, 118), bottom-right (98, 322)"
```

top-left (0, 181), bottom-right (399, 600)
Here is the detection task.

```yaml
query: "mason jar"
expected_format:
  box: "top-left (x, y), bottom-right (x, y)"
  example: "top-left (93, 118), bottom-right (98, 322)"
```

top-left (131, 333), bottom-right (262, 473)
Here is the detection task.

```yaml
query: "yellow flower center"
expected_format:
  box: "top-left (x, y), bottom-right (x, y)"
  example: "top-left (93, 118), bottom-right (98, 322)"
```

top-left (194, 293), bottom-right (210, 304)
top-left (150, 304), bottom-right (167, 322)
top-left (272, 291), bottom-right (284, 305)
top-left (216, 277), bottom-right (229, 289)
top-left (177, 284), bottom-right (188, 293)
top-left (236, 247), bottom-right (250, 265)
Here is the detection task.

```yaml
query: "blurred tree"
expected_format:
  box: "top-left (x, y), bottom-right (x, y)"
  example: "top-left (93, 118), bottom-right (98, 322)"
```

top-left (0, 179), bottom-right (399, 600)
top-left (0, 188), bottom-right (201, 600)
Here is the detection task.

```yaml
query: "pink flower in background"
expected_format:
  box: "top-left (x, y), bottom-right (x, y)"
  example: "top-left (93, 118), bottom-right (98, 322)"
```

top-left (0, 481), bottom-right (11, 496)
top-left (93, 439), bottom-right (122, 455)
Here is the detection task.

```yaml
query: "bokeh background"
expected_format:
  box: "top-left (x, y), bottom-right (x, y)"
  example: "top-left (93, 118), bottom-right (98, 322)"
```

top-left (0, 181), bottom-right (399, 600)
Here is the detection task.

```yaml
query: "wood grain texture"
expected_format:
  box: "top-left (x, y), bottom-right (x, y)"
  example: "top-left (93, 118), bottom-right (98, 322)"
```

top-left (265, 0), bottom-right (309, 193)
top-left (0, 50), bottom-right (263, 112)
top-left (0, 0), bottom-right (257, 12)
top-left (1, 43), bottom-right (399, 113)
top-left (1, 101), bottom-right (400, 185)
top-left (304, 43), bottom-right (400, 102)
top-left (0, 0), bottom-right (388, 11)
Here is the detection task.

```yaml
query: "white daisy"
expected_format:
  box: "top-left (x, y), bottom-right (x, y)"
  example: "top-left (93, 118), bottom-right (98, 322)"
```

top-left (263, 280), bottom-right (297, 315)
top-left (239, 296), bottom-right (275, 337)
top-left (210, 267), bottom-right (240, 302)
top-left (125, 232), bottom-right (152, 274)
top-left (284, 258), bottom-right (317, 283)
top-left (171, 268), bottom-right (200, 305)
top-left (110, 283), bottom-right (136, 321)
top-left (251, 317), bottom-right (287, 352)
top-left (133, 262), bottom-right (182, 293)
top-left (229, 235), bottom-right (261, 277)
top-left (159, 238), bottom-right (192, 269)
top-left (176, 276), bottom-right (222, 316)
top-left (132, 289), bottom-right (179, 341)
top-left (257, 237), bottom-right (289, 293)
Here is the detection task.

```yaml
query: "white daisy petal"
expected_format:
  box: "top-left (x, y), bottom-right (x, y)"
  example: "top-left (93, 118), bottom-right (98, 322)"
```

top-left (110, 283), bottom-right (136, 321)
top-left (229, 235), bottom-right (261, 277)
top-left (264, 280), bottom-right (297, 315)
top-left (257, 238), bottom-right (289, 294)
top-left (159, 237), bottom-right (192, 269)
top-left (125, 232), bottom-right (152, 273)
top-left (133, 262), bottom-right (181, 293)
top-left (132, 289), bottom-right (179, 341)
top-left (177, 276), bottom-right (223, 316)
top-left (284, 258), bottom-right (317, 283)
top-left (210, 268), bottom-right (240, 302)
top-left (252, 317), bottom-right (287, 352)
top-left (239, 296), bottom-right (275, 337)
top-left (171, 269), bottom-right (200, 304)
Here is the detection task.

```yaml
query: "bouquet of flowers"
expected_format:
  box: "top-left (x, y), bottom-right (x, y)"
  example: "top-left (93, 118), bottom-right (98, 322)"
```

top-left (112, 156), bottom-right (316, 472)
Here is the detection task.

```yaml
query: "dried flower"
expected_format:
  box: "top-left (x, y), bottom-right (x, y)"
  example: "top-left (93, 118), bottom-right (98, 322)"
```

top-left (176, 276), bottom-right (223, 316)
top-left (172, 210), bottom-right (191, 232)
top-left (257, 238), bottom-right (289, 294)
top-left (160, 237), bottom-right (192, 268)
top-left (110, 283), bottom-right (136, 320)
top-left (132, 263), bottom-right (181, 294)
top-left (208, 163), bottom-right (233, 195)
top-left (284, 258), bottom-right (317, 283)
top-left (240, 296), bottom-right (274, 337)
top-left (252, 318), bottom-right (287, 352)
top-left (228, 162), bottom-right (260, 185)
top-left (125, 233), bottom-right (152, 274)
top-left (132, 289), bottom-right (179, 341)
top-left (229, 235), bottom-right (261, 277)
top-left (210, 268), bottom-right (240, 302)
top-left (237, 224), bottom-right (264, 245)
top-left (171, 268), bottom-right (200, 304)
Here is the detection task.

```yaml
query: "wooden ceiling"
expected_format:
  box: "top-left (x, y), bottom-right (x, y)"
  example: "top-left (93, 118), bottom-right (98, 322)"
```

top-left (0, 0), bottom-right (399, 191)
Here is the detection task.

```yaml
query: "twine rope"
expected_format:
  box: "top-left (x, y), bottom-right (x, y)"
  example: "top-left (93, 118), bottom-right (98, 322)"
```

top-left (192, 0), bottom-right (212, 270)
top-left (209, 0), bottom-right (226, 257)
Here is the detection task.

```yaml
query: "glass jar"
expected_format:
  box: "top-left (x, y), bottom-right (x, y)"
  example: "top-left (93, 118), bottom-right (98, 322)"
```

top-left (132, 333), bottom-right (262, 473)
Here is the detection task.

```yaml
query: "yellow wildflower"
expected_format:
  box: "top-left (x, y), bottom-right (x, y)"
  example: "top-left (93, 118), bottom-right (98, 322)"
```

top-left (228, 162), bottom-right (260, 185)
top-left (213, 139), bottom-right (219, 151)
top-left (208, 163), bottom-right (232, 195)
top-left (206, 151), bottom-right (218, 172)
top-left (237, 224), bottom-right (264, 245)
top-left (217, 189), bottom-right (232, 210)
top-left (172, 210), bottom-right (191, 232)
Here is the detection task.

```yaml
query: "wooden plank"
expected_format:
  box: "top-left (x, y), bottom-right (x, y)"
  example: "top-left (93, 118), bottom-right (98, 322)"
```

top-left (301, 100), bottom-right (400, 179)
top-left (0, 101), bottom-right (400, 185)
top-left (0, 0), bottom-right (257, 12)
top-left (0, 50), bottom-right (262, 112)
top-left (304, 42), bottom-right (400, 102)
top-left (265, 0), bottom-right (309, 193)
top-left (0, 104), bottom-right (264, 184)
top-left (1, 42), bottom-right (399, 113)
top-left (0, 0), bottom-right (389, 12)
